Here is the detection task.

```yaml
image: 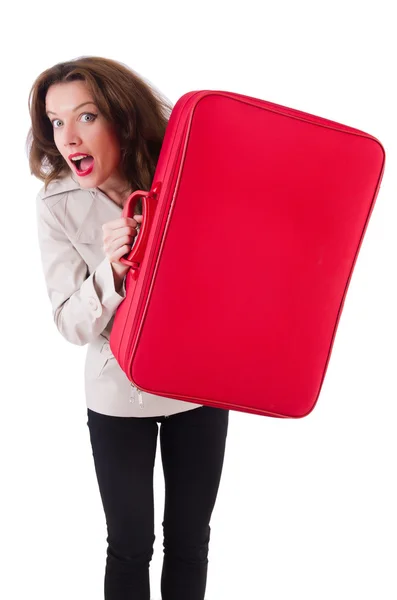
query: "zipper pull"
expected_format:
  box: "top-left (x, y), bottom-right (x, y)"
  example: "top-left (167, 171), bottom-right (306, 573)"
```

top-left (130, 384), bottom-right (144, 409)
top-left (129, 383), bottom-right (135, 404)
top-left (137, 389), bottom-right (144, 409)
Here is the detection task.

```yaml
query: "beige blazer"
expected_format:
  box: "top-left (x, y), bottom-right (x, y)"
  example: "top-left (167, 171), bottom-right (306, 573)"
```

top-left (35, 172), bottom-right (203, 418)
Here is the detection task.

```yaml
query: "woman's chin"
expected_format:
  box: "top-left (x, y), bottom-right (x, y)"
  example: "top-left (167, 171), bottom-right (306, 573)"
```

top-left (73, 175), bottom-right (93, 188)
top-left (70, 168), bottom-right (98, 188)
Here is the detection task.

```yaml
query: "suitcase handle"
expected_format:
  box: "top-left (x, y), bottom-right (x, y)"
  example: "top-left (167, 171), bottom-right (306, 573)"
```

top-left (119, 183), bottom-right (161, 268)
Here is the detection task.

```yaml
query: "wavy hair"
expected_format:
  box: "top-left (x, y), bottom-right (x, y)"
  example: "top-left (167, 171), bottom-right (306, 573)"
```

top-left (26, 56), bottom-right (173, 207)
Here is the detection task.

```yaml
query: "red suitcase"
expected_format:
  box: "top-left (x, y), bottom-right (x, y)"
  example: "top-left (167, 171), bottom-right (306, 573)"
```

top-left (109, 90), bottom-right (385, 418)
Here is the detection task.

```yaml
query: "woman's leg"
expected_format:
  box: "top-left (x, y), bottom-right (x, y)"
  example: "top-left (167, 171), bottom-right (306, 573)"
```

top-left (87, 409), bottom-right (159, 600)
top-left (159, 406), bottom-right (229, 600)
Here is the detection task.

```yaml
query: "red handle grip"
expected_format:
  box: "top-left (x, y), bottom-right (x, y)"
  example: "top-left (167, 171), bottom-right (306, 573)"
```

top-left (119, 183), bottom-right (161, 269)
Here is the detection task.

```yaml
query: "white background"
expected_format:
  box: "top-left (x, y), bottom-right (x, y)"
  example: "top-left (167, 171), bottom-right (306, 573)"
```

top-left (1, 1), bottom-right (396, 599)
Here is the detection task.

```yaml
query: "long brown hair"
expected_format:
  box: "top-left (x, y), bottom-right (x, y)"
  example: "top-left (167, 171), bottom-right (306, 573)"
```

top-left (26, 56), bottom-right (173, 203)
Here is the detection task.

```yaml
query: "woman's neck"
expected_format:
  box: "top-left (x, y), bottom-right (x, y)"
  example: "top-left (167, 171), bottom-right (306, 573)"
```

top-left (97, 178), bottom-right (133, 207)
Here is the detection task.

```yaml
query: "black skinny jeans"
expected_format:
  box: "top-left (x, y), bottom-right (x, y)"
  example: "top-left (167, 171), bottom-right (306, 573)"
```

top-left (87, 405), bottom-right (229, 600)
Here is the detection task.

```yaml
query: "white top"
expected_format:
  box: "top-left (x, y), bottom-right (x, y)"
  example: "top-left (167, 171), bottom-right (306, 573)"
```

top-left (35, 173), bottom-right (203, 418)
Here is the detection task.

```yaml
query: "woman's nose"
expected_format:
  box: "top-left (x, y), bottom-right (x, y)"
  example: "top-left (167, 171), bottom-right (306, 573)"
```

top-left (62, 123), bottom-right (82, 147)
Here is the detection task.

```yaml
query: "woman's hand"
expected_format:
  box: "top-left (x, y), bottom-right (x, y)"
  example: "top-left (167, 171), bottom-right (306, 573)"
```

top-left (102, 215), bottom-right (143, 290)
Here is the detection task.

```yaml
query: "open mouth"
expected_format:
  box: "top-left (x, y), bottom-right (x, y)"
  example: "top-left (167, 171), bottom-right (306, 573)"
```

top-left (70, 154), bottom-right (94, 176)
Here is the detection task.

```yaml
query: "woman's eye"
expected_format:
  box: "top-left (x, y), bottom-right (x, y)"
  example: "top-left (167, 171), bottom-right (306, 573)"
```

top-left (51, 113), bottom-right (97, 128)
top-left (80, 113), bottom-right (97, 123)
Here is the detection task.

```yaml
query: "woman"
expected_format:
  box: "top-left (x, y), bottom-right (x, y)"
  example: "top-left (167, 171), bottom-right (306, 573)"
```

top-left (27, 56), bottom-right (229, 600)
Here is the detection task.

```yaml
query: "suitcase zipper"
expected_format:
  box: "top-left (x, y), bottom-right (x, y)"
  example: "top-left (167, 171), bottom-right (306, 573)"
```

top-left (137, 389), bottom-right (144, 409)
top-left (130, 384), bottom-right (170, 417)
top-left (130, 384), bottom-right (144, 409)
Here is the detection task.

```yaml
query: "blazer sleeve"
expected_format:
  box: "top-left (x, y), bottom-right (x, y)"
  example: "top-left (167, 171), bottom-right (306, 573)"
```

top-left (36, 192), bottom-right (127, 346)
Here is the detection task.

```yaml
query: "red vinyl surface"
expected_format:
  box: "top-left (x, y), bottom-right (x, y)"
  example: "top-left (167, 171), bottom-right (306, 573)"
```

top-left (110, 90), bottom-right (385, 418)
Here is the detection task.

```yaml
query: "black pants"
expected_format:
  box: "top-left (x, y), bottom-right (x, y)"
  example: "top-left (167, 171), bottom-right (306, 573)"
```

top-left (87, 405), bottom-right (229, 600)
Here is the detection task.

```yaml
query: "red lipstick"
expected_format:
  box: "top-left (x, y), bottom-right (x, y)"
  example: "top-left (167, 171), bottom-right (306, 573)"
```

top-left (68, 153), bottom-right (94, 177)
top-left (75, 161), bottom-right (94, 177)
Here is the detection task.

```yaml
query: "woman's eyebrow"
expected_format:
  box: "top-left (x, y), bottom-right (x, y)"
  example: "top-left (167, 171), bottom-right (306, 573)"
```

top-left (46, 101), bottom-right (97, 116)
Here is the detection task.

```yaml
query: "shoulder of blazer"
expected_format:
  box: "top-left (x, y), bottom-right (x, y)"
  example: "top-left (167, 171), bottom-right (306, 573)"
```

top-left (37, 173), bottom-right (81, 203)
top-left (36, 174), bottom-right (100, 243)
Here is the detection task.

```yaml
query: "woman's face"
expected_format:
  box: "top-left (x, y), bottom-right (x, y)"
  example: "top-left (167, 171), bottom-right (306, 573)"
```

top-left (45, 80), bottom-right (126, 192)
